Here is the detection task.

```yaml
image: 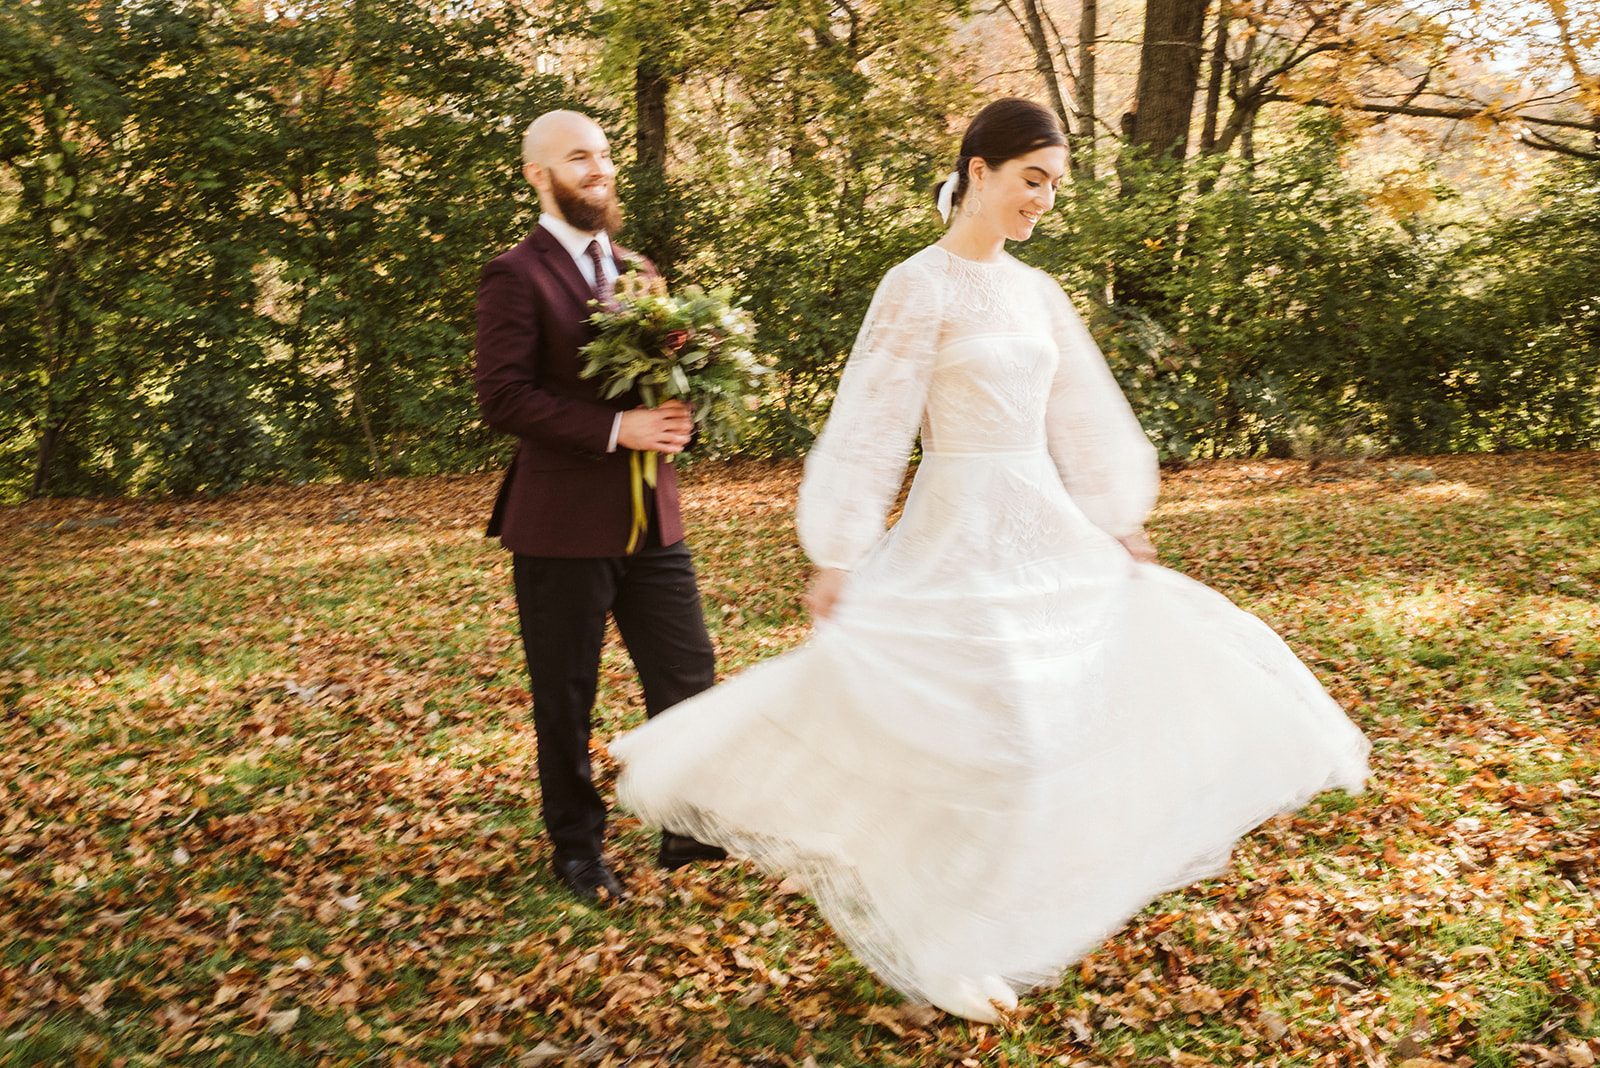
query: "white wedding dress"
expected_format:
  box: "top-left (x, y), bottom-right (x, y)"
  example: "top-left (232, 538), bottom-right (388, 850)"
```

top-left (611, 245), bottom-right (1369, 1016)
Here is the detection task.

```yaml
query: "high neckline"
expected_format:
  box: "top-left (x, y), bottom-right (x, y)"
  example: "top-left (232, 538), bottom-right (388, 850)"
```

top-left (932, 244), bottom-right (1012, 267)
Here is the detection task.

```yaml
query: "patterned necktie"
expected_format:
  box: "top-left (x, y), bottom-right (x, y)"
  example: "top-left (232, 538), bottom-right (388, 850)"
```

top-left (585, 239), bottom-right (616, 309)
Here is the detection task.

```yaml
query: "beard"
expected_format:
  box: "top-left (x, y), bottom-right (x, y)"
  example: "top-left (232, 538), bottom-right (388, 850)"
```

top-left (550, 173), bottom-right (623, 235)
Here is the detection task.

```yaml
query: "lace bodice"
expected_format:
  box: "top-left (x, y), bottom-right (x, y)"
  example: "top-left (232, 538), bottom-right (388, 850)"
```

top-left (797, 245), bottom-right (1160, 570)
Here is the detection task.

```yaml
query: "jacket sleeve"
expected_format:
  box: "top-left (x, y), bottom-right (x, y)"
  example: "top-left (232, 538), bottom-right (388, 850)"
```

top-left (474, 255), bottom-right (616, 456)
top-left (796, 259), bottom-right (942, 571)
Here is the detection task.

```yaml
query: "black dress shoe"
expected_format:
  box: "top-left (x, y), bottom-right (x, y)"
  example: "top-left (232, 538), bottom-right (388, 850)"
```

top-left (657, 831), bottom-right (728, 871)
top-left (552, 856), bottom-right (627, 903)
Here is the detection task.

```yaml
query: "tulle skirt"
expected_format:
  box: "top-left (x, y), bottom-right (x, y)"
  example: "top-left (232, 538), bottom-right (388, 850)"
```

top-left (611, 453), bottom-right (1369, 1005)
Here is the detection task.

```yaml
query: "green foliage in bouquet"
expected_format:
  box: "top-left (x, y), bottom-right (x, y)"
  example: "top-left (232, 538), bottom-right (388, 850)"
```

top-left (579, 272), bottom-right (766, 453)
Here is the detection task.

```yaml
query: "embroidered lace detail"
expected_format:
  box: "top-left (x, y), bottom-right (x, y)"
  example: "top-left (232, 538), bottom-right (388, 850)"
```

top-left (796, 245), bottom-right (1160, 570)
top-left (936, 251), bottom-right (1017, 322)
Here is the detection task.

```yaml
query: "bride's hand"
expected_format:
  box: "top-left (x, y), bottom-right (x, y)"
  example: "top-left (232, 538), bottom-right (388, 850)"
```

top-left (1118, 530), bottom-right (1158, 563)
top-left (804, 568), bottom-right (849, 622)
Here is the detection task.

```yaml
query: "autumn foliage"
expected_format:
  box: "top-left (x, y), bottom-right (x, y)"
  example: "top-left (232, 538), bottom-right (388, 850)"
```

top-left (1, 456), bottom-right (1597, 1066)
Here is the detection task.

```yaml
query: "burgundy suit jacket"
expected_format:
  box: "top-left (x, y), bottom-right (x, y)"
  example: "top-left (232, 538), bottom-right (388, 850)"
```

top-left (475, 227), bottom-right (685, 557)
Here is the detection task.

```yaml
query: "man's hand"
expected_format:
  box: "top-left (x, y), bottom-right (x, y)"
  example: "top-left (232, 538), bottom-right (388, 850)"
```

top-left (804, 567), bottom-right (849, 622)
top-left (617, 399), bottom-right (693, 454)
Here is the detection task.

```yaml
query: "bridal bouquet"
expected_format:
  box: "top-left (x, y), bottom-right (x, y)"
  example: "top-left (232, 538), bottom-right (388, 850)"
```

top-left (580, 270), bottom-right (766, 551)
top-left (581, 271), bottom-right (764, 448)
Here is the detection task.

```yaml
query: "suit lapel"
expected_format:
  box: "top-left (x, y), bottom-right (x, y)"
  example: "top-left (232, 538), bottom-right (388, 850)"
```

top-left (525, 227), bottom-right (597, 317)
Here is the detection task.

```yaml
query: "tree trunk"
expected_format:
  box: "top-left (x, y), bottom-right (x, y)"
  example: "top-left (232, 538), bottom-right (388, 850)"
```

top-left (1194, 6), bottom-right (1230, 196)
top-left (1208, 31), bottom-right (1258, 158)
top-left (1021, 0), bottom-right (1070, 127)
top-left (1122, 0), bottom-right (1212, 171)
top-left (1199, 5), bottom-right (1228, 156)
top-left (636, 61), bottom-right (669, 174)
top-left (31, 421), bottom-right (63, 499)
top-left (1113, 0), bottom-right (1211, 308)
top-left (346, 351), bottom-right (384, 481)
top-left (1072, 0), bottom-right (1098, 180)
top-left (630, 59), bottom-right (676, 276)
top-left (1011, 0), bottom-right (1075, 172)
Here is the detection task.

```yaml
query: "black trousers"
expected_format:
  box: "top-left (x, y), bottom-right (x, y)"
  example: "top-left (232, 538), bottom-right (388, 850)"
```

top-left (512, 539), bottom-right (715, 862)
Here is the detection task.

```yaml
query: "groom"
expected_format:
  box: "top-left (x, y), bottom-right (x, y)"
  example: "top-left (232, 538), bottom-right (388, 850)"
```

top-left (475, 110), bottom-right (722, 903)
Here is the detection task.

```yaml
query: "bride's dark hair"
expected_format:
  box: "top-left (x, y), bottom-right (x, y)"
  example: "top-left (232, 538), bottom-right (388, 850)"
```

top-left (935, 98), bottom-right (1067, 213)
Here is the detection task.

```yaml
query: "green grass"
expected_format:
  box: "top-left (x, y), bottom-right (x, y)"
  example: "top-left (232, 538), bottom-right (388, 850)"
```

top-left (2, 456), bottom-right (1598, 1067)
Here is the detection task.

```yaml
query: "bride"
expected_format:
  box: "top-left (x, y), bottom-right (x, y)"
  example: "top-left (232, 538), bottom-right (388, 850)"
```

top-left (610, 97), bottom-right (1370, 1023)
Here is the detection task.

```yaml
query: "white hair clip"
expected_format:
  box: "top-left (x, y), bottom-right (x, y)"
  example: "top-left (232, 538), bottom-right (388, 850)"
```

top-left (936, 171), bottom-right (959, 224)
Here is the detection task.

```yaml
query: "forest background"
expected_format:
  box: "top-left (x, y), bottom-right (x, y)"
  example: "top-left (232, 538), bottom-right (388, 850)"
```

top-left (4, 3), bottom-right (1600, 1065)
top-left (1, 0), bottom-right (1597, 503)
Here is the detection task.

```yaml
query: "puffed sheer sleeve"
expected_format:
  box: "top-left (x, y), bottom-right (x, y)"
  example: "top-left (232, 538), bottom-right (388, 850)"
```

top-left (796, 259), bottom-right (943, 571)
top-left (1043, 279), bottom-right (1160, 538)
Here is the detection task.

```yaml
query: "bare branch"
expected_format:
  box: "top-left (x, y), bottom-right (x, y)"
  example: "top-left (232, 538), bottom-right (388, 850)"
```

top-left (1255, 38), bottom-right (1344, 93)
top-left (1039, 4), bottom-right (1079, 86)
top-left (1260, 92), bottom-right (1600, 135)
top-left (1368, 70), bottom-right (1431, 127)
top-left (1516, 127), bottom-right (1600, 161)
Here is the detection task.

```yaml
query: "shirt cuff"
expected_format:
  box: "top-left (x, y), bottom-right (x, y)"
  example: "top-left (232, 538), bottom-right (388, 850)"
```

top-left (606, 412), bottom-right (622, 453)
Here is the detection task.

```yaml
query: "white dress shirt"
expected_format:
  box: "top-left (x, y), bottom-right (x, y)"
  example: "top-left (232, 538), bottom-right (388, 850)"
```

top-left (540, 213), bottom-right (619, 294)
top-left (539, 213), bottom-right (623, 452)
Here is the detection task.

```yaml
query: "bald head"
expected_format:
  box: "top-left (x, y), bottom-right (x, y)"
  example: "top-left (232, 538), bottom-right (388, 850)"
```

top-left (522, 110), bottom-right (604, 167)
top-left (520, 110), bottom-right (620, 234)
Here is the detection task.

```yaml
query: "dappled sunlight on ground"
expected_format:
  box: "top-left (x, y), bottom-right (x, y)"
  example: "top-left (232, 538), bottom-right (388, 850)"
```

top-left (1405, 480), bottom-right (1489, 503)
top-left (1359, 581), bottom-right (1499, 631)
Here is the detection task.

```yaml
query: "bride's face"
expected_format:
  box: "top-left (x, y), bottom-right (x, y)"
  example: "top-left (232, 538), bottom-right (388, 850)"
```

top-left (970, 146), bottom-right (1067, 242)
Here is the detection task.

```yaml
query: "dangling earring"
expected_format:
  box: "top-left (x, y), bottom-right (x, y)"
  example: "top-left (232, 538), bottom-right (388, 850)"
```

top-left (961, 188), bottom-right (983, 218)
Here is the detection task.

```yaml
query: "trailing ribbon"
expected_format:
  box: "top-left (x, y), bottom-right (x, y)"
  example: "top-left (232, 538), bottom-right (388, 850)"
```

top-left (625, 450), bottom-right (662, 554)
top-left (936, 170), bottom-right (960, 224)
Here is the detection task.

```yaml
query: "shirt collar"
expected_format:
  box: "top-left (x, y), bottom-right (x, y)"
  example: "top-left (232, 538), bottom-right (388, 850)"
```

top-left (539, 213), bottom-right (611, 263)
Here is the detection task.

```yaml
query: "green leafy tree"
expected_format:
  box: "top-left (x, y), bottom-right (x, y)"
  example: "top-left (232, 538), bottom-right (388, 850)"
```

top-left (1444, 160), bottom-right (1600, 448)
top-left (575, 0), bottom-right (975, 453)
top-left (0, 0), bottom-right (264, 498)
top-left (1036, 118), bottom-right (1485, 458)
top-left (0, 0), bottom-right (567, 499)
top-left (236, 0), bottom-right (564, 482)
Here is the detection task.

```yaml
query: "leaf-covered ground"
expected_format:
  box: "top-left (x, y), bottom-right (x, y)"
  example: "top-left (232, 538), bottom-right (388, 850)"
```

top-left (2, 454), bottom-right (1597, 1068)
